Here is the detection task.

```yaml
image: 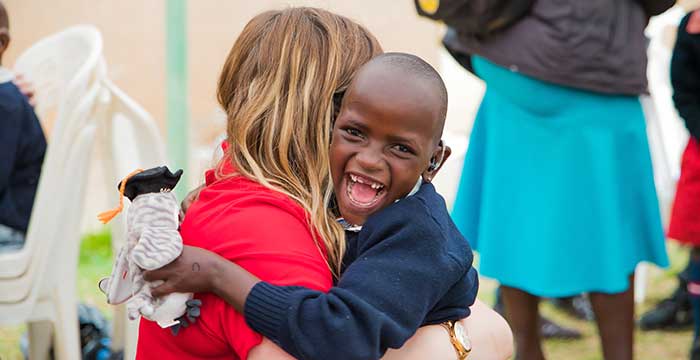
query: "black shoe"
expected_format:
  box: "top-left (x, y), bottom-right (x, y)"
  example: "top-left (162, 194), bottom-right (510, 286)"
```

top-left (691, 338), bottom-right (700, 360)
top-left (639, 286), bottom-right (692, 331)
top-left (493, 297), bottom-right (582, 340)
top-left (550, 295), bottom-right (594, 321)
top-left (539, 315), bottom-right (582, 340)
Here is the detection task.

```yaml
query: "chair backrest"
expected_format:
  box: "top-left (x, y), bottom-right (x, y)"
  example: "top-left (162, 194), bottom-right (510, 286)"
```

top-left (30, 83), bottom-right (102, 297)
top-left (96, 78), bottom-right (166, 251)
top-left (14, 25), bottom-right (103, 125)
top-left (101, 78), bottom-right (166, 171)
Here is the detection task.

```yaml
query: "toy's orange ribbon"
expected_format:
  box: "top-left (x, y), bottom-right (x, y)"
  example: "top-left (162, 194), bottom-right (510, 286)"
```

top-left (98, 168), bottom-right (144, 224)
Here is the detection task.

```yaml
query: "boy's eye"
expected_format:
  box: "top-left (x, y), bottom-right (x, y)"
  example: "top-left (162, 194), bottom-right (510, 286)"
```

top-left (392, 144), bottom-right (414, 154)
top-left (345, 128), bottom-right (363, 138)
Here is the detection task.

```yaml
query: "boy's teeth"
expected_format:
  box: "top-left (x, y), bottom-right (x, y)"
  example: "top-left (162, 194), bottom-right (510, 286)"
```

top-left (349, 174), bottom-right (384, 190)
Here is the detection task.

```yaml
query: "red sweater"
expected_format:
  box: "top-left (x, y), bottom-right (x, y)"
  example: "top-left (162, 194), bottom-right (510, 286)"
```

top-left (136, 163), bottom-right (332, 359)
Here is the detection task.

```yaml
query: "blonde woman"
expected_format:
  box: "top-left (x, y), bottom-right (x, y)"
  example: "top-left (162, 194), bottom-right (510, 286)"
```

top-left (138, 7), bottom-right (511, 360)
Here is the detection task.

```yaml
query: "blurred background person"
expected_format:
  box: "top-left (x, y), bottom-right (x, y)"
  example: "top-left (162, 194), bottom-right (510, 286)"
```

top-left (418, 0), bottom-right (674, 359)
top-left (0, 0), bottom-right (45, 253)
top-left (662, 7), bottom-right (700, 359)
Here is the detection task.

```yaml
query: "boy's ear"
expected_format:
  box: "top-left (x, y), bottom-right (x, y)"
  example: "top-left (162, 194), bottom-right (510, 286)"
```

top-left (422, 142), bottom-right (452, 183)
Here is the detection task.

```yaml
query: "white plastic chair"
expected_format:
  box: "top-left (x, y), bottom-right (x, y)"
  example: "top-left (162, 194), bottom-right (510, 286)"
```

top-left (0, 88), bottom-right (101, 360)
top-left (94, 77), bottom-right (167, 359)
top-left (13, 25), bottom-right (103, 134)
top-left (0, 26), bottom-right (103, 360)
top-left (0, 25), bottom-right (103, 280)
top-left (634, 7), bottom-right (689, 304)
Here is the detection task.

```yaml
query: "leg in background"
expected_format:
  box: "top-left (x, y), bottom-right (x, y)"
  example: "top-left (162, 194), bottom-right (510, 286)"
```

top-left (589, 274), bottom-right (634, 360)
top-left (687, 247), bottom-right (700, 360)
top-left (501, 285), bottom-right (545, 360)
top-left (639, 250), bottom-right (693, 331)
top-left (495, 286), bottom-right (581, 340)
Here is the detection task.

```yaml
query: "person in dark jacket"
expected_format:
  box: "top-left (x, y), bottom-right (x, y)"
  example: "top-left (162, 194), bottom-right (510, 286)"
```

top-left (664, 10), bottom-right (700, 360)
top-left (0, 1), bottom-right (46, 252)
top-left (417, 0), bottom-right (673, 359)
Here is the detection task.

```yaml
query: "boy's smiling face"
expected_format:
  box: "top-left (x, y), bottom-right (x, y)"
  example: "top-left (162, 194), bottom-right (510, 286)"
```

top-left (330, 60), bottom-right (446, 225)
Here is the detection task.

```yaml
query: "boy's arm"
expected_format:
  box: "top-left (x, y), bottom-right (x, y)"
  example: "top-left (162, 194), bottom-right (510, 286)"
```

top-left (671, 13), bottom-right (700, 140)
top-left (244, 200), bottom-right (474, 360)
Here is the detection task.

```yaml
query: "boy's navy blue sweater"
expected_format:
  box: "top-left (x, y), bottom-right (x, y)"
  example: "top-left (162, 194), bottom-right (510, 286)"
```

top-left (0, 81), bottom-right (46, 233)
top-left (244, 183), bottom-right (479, 360)
top-left (672, 12), bottom-right (700, 140)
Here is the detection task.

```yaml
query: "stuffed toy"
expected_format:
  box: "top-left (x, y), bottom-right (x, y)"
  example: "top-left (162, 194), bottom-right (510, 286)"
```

top-left (97, 166), bottom-right (200, 333)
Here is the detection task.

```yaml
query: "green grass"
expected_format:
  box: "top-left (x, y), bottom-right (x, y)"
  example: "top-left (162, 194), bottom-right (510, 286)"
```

top-left (76, 230), bottom-right (114, 316)
top-left (0, 230), bottom-right (113, 360)
top-left (0, 236), bottom-right (694, 359)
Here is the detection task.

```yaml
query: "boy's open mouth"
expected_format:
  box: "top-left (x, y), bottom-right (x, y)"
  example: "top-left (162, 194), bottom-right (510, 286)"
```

top-left (346, 173), bottom-right (386, 208)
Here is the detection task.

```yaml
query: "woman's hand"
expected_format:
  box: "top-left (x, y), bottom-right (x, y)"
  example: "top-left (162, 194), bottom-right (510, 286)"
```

top-left (144, 245), bottom-right (260, 312)
top-left (144, 245), bottom-right (225, 297)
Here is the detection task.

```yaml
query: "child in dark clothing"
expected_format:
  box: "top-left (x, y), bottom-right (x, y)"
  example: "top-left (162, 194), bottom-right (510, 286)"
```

top-left (668, 10), bottom-right (700, 360)
top-left (0, 1), bottom-right (47, 252)
top-left (242, 53), bottom-right (477, 360)
top-left (148, 53), bottom-right (479, 360)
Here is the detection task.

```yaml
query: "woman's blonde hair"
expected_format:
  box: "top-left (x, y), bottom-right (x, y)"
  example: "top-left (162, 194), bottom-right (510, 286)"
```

top-left (216, 7), bottom-right (382, 276)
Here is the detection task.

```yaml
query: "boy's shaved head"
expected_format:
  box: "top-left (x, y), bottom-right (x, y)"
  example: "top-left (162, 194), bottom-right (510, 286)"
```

top-left (347, 52), bottom-right (448, 142)
top-left (371, 52), bottom-right (448, 121)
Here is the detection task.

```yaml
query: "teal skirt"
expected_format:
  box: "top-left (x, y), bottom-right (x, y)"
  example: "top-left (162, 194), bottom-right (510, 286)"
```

top-left (452, 57), bottom-right (669, 297)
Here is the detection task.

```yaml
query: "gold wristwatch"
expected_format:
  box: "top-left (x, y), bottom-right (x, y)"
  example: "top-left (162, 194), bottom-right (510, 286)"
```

top-left (440, 320), bottom-right (471, 360)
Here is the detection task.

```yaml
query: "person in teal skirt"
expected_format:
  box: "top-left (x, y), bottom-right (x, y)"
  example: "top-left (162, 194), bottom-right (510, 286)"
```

top-left (417, 0), bottom-right (674, 359)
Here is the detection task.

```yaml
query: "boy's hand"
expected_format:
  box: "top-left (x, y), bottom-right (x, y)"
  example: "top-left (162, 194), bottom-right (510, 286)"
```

top-left (144, 245), bottom-right (224, 297)
top-left (14, 74), bottom-right (37, 107)
top-left (179, 184), bottom-right (205, 224)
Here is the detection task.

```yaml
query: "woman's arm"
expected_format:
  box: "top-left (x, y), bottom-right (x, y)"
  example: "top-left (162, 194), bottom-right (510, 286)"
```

top-left (248, 338), bottom-right (296, 360)
top-left (148, 219), bottom-right (474, 360)
top-left (145, 245), bottom-right (257, 310)
top-left (384, 300), bottom-right (512, 360)
top-left (146, 246), bottom-right (511, 359)
top-left (248, 300), bottom-right (514, 360)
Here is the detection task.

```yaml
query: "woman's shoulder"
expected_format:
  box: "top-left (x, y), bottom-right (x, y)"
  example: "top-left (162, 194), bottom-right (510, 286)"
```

top-left (181, 172), bottom-right (318, 256)
top-left (200, 171), bottom-right (308, 223)
top-left (181, 172), bottom-right (331, 290)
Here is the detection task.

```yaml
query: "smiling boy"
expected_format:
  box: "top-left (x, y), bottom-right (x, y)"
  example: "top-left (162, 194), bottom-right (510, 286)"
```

top-left (240, 52), bottom-right (478, 359)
